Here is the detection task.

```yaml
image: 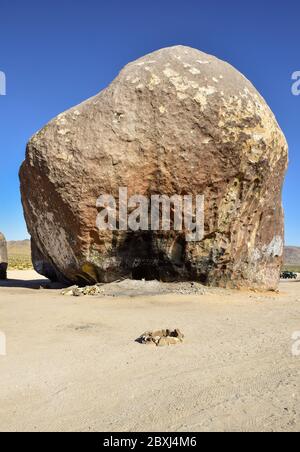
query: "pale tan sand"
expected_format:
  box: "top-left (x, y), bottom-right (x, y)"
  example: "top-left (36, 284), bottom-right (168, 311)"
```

top-left (0, 270), bottom-right (300, 432)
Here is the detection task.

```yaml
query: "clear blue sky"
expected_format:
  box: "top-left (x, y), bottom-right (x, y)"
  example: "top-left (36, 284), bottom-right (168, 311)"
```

top-left (0, 0), bottom-right (299, 243)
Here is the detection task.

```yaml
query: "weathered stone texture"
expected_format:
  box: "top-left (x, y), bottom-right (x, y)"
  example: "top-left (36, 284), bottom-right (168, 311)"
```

top-left (20, 46), bottom-right (288, 289)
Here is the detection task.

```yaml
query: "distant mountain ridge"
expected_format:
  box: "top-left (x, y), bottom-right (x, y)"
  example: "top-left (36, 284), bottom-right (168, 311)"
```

top-left (284, 246), bottom-right (300, 265)
top-left (7, 239), bottom-right (30, 247)
top-left (6, 239), bottom-right (32, 269)
top-left (7, 239), bottom-right (31, 256)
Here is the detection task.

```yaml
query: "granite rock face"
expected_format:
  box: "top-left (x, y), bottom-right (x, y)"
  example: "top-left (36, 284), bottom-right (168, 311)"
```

top-left (20, 46), bottom-right (288, 289)
top-left (0, 232), bottom-right (8, 280)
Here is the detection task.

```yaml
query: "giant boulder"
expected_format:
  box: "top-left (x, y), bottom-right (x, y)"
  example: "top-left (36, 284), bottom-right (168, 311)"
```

top-left (20, 46), bottom-right (288, 289)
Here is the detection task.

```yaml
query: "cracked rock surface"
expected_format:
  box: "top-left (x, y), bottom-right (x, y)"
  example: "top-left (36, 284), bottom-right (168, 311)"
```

top-left (20, 46), bottom-right (288, 289)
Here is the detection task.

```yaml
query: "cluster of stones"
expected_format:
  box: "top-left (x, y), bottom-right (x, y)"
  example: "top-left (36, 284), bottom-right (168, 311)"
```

top-left (61, 284), bottom-right (104, 296)
top-left (138, 329), bottom-right (184, 346)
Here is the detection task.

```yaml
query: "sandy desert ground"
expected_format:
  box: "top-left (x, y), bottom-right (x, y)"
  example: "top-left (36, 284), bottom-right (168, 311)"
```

top-left (0, 270), bottom-right (300, 432)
